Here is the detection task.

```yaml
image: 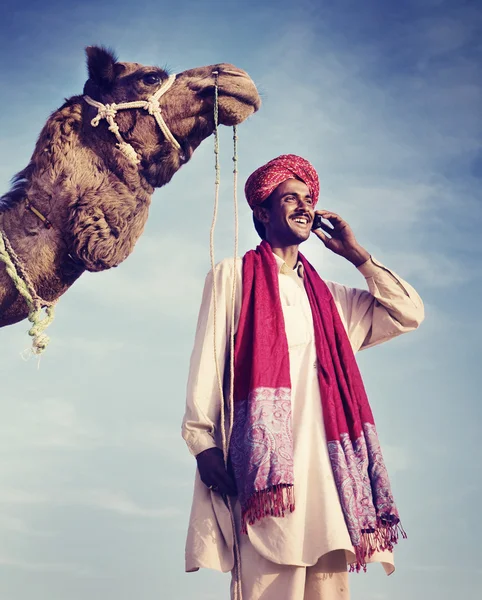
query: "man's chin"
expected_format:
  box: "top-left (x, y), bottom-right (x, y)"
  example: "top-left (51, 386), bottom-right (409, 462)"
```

top-left (283, 224), bottom-right (308, 242)
top-left (293, 230), bottom-right (311, 244)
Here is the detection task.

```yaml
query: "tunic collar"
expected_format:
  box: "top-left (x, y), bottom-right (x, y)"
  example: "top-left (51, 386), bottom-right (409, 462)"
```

top-left (272, 253), bottom-right (305, 287)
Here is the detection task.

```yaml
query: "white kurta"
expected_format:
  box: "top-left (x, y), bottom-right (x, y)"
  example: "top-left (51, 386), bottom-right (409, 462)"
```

top-left (182, 255), bottom-right (424, 575)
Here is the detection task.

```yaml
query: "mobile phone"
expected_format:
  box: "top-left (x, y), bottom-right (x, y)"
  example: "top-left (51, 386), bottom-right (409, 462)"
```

top-left (312, 214), bottom-right (324, 231)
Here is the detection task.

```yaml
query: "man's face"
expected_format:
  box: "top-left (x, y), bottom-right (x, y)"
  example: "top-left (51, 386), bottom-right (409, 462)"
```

top-left (257, 178), bottom-right (315, 245)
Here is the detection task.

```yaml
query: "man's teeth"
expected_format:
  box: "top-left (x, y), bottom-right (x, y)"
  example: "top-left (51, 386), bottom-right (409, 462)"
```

top-left (294, 218), bottom-right (308, 224)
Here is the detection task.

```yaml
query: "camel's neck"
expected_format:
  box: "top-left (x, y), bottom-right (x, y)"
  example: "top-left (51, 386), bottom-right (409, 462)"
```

top-left (0, 198), bottom-right (85, 326)
top-left (0, 97), bottom-right (153, 326)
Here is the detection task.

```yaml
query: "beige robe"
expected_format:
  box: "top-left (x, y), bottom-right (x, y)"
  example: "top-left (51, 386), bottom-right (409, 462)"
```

top-left (182, 255), bottom-right (424, 575)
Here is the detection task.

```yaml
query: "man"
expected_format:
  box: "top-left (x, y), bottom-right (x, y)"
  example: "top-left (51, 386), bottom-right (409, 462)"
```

top-left (182, 155), bottom-right (424, 599)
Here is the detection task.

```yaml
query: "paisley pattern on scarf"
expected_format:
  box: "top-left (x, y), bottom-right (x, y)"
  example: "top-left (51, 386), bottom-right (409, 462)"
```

top-left (230, 387), bottom-right (293, 507)
top-left (327, 423), bottom-right (400, 550)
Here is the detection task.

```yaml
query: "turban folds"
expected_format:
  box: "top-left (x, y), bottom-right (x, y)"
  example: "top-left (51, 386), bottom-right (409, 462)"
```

top-left (245, 154), bottom-right (320, 209)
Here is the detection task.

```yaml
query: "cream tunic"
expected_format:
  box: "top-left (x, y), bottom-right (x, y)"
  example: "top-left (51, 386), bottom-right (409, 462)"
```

top-left (182, 255), bottom-right (424, 575)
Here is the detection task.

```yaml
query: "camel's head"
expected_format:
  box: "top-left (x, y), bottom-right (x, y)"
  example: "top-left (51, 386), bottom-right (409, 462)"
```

top-left (83, 46), bottom-right (261, 188)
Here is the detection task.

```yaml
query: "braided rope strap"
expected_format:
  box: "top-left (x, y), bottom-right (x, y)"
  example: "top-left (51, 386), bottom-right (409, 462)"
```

top-left (208, 72), bottom-right (243, 600)
top-left (0, 230), bottom-right (55, 355)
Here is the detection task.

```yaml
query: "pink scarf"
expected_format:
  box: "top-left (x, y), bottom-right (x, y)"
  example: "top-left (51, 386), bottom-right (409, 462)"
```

top-left (230, 240), bottom-right (406, 571)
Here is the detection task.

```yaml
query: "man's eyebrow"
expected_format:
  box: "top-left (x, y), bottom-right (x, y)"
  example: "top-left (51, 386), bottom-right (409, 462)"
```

top-left (282, 191), bottom-right (312, 198)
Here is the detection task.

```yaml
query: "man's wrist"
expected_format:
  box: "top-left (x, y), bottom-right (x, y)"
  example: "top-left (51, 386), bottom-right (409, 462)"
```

top-left (345, 246), bottom-right (371, 267)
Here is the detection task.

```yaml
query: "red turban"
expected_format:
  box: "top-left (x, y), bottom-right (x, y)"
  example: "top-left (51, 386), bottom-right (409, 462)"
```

top-left (245, 154), bottom-right (320, 209)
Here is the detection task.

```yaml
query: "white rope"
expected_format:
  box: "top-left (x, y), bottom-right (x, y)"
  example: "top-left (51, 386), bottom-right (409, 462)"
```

top-left (209, 72), bottom-right (243, 600)
top-left (208, 71), bottom-right (225, 443)
top-left (228, 125), bottom-right (238, 454)
top-left (84, 74), bottom-right (181, 165)
top-left (0, 230), bottom-right (56, 355)
top-left (228, 124), bottom-right (242, 600)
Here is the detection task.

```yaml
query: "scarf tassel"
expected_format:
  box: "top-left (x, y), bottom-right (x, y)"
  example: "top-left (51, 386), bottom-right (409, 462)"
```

top-left (241, 484), bottom-right (295, 534)
top-left (350, 519), bottom-right (407, 573)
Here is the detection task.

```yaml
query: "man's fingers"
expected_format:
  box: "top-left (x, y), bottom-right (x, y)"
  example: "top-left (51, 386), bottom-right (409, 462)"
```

top-left (194, 446), bottom-right (248, 495)
top-left (208, 477), bottom-right (236, 496)
top-left (313, 228), bottom-right (330, 245)
top-left (214, 465), bottom-right (237, 495)
top-left (317, 211), bottom-right (345, 227)
top-left (197, 454), bottom-right (237, 496)
top-left (317, 209), bottom-right (341, 219)
top-left (318, 221), bottom-right (335, 235)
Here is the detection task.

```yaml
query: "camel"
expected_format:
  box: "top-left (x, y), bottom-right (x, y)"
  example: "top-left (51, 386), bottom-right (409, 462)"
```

top-left (0, 46), bottom-right (261, 331)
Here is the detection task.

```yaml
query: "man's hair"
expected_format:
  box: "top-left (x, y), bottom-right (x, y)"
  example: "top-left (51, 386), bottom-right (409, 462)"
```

top-left (252, 194), bottom-right (273, 240)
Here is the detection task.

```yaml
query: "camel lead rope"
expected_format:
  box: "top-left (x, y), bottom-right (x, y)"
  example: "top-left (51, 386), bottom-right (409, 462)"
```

top-left (209, 72), bottom-right (243, 600)
top-left (228, 122), bottom-right (243, 600)
top-left (208, 70), bottom-right (225, 429)
top-left (0, 230), bottom-right (55, 355)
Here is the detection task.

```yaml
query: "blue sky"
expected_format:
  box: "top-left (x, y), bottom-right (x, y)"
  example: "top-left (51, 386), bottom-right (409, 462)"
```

top-left (0, 0), bottom-right (481, 599)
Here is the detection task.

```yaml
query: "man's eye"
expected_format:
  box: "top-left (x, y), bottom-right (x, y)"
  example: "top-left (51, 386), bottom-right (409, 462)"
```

top-left (285, 196), bottom-right (297, 202)
top-left (142, 73), bottom-right (161, 86)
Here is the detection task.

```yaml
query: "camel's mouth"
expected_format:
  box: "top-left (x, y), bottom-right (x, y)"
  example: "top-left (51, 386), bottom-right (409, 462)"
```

top-left (217, 99), bottom-right (258, 126)
top-left (218, 71), bottom-right (262, 113)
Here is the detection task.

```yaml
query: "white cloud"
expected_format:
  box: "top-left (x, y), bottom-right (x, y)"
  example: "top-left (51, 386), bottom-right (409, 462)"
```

top-left (381, 445), bottom-right (411, 473)
top-left (72, 489), bottom-right (182, 519)
top-left (73, 233), bottom-right (207, 318)
top-left (54, 337), bottom-right (127, 359)
top-left (0, 555), bottom-right (92, 576)
top-left (376, 251), bottom-right (475, 288)
top-left (0, 397), bottom-right (103, 450)
top-left (0, 487), bottom-right (181, 520)
top-left (0, 514), bottom-right (54, 537)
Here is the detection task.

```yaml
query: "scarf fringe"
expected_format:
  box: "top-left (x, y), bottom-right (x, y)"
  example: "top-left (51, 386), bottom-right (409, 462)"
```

top-left (350, 519), bottom-right (407, 573)
top-left (241, 484), bottom-right (295, 534)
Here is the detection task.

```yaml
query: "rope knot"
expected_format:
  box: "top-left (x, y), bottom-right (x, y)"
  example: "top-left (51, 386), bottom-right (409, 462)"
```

top-left (91, 103), bottom-right (118, 127)
top-left (145, 97), bottom-right (161, 116)
top-left (116, 142), bottom-right (141, 165)
top-left (108, 121), bottom-right (120, 136)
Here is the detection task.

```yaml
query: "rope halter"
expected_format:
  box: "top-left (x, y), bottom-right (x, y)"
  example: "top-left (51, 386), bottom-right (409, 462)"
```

top-left (83, 73), bottom-right (181, 165)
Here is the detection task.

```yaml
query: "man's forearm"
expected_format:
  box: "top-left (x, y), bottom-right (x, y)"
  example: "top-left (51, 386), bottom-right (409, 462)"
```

top-left (345, 245), bottom-right (371, 268)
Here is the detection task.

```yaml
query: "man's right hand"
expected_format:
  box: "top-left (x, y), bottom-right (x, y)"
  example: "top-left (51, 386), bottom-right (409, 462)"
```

top-left (196, 447), bottom-right (238, 496)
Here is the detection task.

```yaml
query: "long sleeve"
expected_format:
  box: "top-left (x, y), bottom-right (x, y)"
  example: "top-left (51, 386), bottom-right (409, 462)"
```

top-left (182, 258), bottom-right (242, 457)
top-left (325, 256), bottom-right (424, 352)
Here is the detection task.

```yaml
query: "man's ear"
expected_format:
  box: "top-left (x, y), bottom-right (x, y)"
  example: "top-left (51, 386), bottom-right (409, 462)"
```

top-left (253, 205), bottom-right (270, 224)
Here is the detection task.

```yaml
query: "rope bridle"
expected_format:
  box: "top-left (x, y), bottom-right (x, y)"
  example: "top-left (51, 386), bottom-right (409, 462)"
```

top-left (83, 73), bottom-right (182, 165)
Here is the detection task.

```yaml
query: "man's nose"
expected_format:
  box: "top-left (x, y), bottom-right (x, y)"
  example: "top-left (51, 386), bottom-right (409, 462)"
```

top-left (298, 198), bottom-right (313, 211)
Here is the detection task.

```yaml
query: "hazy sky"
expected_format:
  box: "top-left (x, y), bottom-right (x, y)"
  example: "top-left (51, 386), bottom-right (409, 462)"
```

top-left (0, 1), bottom-right (481, 599)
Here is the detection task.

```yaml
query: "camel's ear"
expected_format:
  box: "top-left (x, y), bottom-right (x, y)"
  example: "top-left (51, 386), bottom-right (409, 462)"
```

top-left (86, 46), bottom-right (119, 89)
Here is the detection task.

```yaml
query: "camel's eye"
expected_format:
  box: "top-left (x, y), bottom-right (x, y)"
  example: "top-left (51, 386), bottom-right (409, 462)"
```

top-left (142, 73), bottom-right (161, 86)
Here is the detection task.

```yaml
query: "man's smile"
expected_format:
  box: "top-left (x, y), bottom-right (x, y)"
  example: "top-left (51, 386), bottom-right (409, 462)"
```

top-left (290, 213), bottom-right (312, 228)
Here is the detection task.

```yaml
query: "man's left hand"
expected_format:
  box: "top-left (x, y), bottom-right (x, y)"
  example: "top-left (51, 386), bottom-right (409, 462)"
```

top-left (312, 210), bottom-right (370, 267)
